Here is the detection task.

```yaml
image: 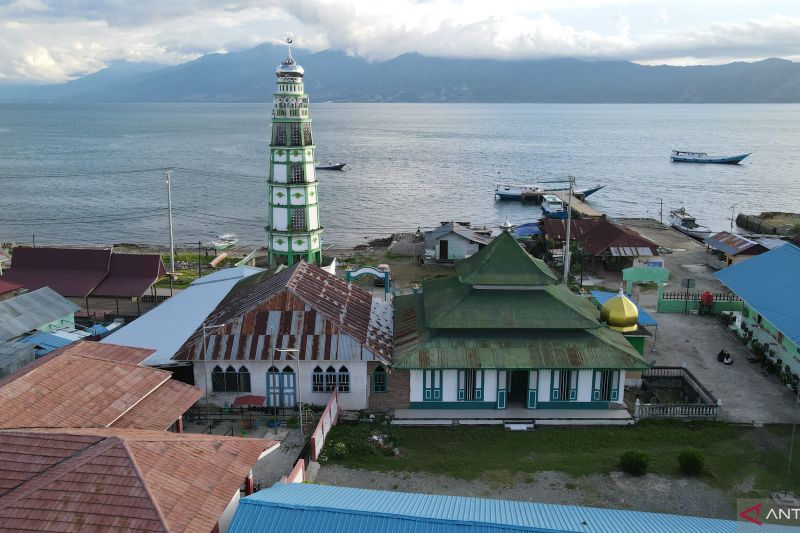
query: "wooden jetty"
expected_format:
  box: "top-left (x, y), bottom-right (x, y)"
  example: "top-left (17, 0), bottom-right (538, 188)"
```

top-left (520, 190), bottom-right (602, 218)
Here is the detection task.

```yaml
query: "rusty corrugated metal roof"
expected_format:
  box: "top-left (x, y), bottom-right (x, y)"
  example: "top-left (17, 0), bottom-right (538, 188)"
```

top-left (544, 219), bottom-right (658, 257)
top-left (173, 262), bottom-right (392, 364)
top-left (0, 341), bottom-right (200, 430)
top-left (0, 428), bottom-right (276, 532)
top-left (705, 231), bottom-right (768, 256)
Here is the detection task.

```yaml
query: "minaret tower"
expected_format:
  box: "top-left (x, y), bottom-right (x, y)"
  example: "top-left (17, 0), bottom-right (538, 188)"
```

top-left (266, 38), bottom-right (322, 266)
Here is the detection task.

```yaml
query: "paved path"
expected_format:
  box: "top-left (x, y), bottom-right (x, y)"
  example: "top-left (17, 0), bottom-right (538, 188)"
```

top-left (251, 428), bottom-right (306, 489)
top-left (646, 312), bottom-right (797, 424)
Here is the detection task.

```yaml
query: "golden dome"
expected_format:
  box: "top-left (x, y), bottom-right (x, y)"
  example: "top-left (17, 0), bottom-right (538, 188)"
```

top-left (600, 289), bottom-right (639, 333)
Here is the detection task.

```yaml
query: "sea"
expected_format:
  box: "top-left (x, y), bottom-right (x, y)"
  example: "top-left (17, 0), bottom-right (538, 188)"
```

top-left (1, 103), bottom-right (799, 248)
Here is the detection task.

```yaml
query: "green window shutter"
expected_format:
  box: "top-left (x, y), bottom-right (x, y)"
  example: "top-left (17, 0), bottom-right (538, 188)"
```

top-left (610, 371), bottom-right (620, 401)
top-left (457, 370), bottom-right (465, 401)
top-left (551, 370), bottom-right (560, 400)
top-left (496, 370), bottom-right (507, 409)
top-left (568, 371), bottom-right (578, 401)
top-left (592, 370), bottom-right (601, 401)
top-left (527, 370), bottom-right (538, 408)
top-left (475, 370), bottom-right (483, 400)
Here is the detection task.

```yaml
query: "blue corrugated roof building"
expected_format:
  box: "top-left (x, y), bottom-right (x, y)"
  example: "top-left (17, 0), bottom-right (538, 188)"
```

top-left (16, 331), bottom-right (73, 356)
top-left (229, 483), bottom-right (784, 533)
top-left (715, 243), bottom-right (800, 347)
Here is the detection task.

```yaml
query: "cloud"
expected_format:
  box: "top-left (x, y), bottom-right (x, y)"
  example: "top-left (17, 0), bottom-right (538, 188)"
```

top-left (0, 0), bottom-right (798, 83)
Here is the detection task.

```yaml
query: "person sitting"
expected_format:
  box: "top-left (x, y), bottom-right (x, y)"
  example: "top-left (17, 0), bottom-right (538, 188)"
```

top-left (723, 352), bottom-right (733, 365)
top-left (717, 350), bottom-right (726, 362)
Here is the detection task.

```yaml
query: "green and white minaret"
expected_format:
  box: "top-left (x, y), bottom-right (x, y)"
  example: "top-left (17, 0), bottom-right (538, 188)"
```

top-left (266, 38), bottom-right (322, 266)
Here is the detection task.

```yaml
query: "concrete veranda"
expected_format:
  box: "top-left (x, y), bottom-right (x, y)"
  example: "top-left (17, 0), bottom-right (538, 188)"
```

top-left (645, 311), bottom-right (798, 424)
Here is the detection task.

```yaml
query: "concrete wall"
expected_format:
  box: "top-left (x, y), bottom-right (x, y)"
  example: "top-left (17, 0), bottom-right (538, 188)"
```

top-left (367, 363), bottom-right (409, 411)
top-left (194, 360), bottom-right (369, 410)
top-left (657, 298), bottom-right (743, 314)
top-left (435, 232), bottom-right (479, 261)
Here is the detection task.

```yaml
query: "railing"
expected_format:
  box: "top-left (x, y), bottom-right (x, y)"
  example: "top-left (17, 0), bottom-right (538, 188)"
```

top-left (642, 366), bottom-right (718, 405)
top-left (660, 291), bottom-right (741, 301)
top-left (141, 294), bottom-right (170, 303)
top-left (635, 401), bottom-right (720, 420)
top-left (637, 366), bottom-right (720, 420)
top-left (310, 390), bottom-right (339, 461)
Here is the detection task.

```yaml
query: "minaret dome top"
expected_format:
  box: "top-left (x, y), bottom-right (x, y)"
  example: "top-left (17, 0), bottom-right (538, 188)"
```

top-left (276, 37), bottom-right (304, 78)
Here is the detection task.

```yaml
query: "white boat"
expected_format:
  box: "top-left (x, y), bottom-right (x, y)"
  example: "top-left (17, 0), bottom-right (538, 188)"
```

top-left (669, 209), bottom-right (711, 240)
top-left (209, 233), bottom-right (238, 251)
top-left (494, 183), bottom-right (541, 200)
top-left (541, 194), bottom-right (568, 219)
top-left (670, 150), bottom-right (750, 164)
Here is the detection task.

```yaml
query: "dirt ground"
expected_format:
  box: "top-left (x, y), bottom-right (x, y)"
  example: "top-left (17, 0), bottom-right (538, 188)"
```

top-left (315, 465), bottom-right (734, 519)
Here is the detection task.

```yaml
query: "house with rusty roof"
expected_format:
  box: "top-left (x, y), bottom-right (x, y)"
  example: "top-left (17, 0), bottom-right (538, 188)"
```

top-left (705, 231), bottom-right (770, 266)
top-left (0, 341), bottom-right (202, 431)
top-left (388, 229), bottom-right (649, 421)
top-left (542, 218), bottom-right (662, 271)
top-left (171, 261), bottom-right (393, 411)
top-left (0, 428), bottom-right (277, 533)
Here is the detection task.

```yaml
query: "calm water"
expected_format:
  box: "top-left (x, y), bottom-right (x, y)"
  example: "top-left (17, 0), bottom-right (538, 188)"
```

top-left (1, 103), bottom-right (799, 248)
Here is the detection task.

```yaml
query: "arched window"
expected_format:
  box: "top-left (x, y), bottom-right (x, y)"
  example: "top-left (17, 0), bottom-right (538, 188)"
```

top-left (283, 365), bottom-right (294, 373)
top-left (238, 366), bottom-right (251, 393)
top-left (224, 365), bottom-right (238, 392)
top-left (302, 123), bottom-right (313, 146)
top-left (211, 365), bottom-right (225, 392)
top-left (325, 365), bottom-right (337, 392)
top-left (312, 366), bottom-right (324, 393)
top-left (338, 366), bottom-right (350, 393)
top-left (372, 365), bottom-right (387, 393)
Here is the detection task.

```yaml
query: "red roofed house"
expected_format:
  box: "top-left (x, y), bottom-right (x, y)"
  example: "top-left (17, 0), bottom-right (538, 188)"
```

top-left (0, 428), bottom-right (278, 533)
top-left (0, 279), bottom-right (22, 302)
top-left (172, 261), bottom-right (393, 411)
top-left (0, 341), bottom-right (201, 431)
top-left (543, 218), bottom-right (662, 271)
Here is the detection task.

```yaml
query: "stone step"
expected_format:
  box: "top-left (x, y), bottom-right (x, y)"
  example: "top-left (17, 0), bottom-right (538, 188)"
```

top-left (504, 423), bottom-right (534, 431)
top-left (391, 419), bottom-right (455, 426)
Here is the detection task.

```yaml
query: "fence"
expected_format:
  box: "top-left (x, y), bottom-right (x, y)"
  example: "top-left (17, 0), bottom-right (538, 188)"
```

top-left (309, 390), bottom-right (339, 461)
top-left (657, 291), bottom-right (743, 314)
top-left (283, 459), bottom-right (305, 484)
top-left (636, 366), bottom-right (721, 420)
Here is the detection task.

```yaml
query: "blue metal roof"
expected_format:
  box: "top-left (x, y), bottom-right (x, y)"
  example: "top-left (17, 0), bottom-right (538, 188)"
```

top-left (513, 223), bottom-right (543, 237)
top-left (590, 291), bottom-right (657, 327)
top-left (716, 244), bottom-right (800, 347)
top-left (17, 331), bottom-right (73, 356)
top-left (85, 324), bottom-right (109, 336)
top-left (229, 484), bottom-right (781, 533)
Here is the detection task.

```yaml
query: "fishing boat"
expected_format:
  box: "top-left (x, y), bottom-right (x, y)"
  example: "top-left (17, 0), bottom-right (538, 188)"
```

top-left (669, 209), bottom-right (712, 240)
top-left (209, 233), bottom-right (238, 251)
top-left (541, 194), bottom-right (568, 219)
top-left (670, 150), bottom-right (750, 164)
top-left (495, 183), bottom-right (605, 201)
top-left (315, 161), bottom-right (346, 171)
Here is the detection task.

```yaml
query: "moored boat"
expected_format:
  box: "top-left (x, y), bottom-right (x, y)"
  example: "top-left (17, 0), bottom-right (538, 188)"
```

top-left (316, 161), bottom-right (346, 170)
top-left (669, 209), bottom-right (711, 240)
top-left (670, 150), bottom-right (750, 164)
top-left (495, 183), bottom-right (604, 201)
top-left (541, 194), bottom-right (568, 219)
top-left (209, 233), bottom-right (238, 251)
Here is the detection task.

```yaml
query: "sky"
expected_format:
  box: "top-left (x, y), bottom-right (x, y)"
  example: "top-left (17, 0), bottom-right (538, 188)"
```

top-left (1, 0), bottom-right (800, 84)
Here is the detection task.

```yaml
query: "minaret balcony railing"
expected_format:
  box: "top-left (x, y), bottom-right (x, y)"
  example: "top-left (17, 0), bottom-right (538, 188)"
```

top-left (273, 109), bottom-right (308, 118)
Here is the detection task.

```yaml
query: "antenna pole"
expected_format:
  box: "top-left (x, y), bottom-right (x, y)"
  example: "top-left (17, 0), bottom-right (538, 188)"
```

top-left (165, 168), bottom-right (175, 276)
top-left (562, 176), bottom-right (574, 285)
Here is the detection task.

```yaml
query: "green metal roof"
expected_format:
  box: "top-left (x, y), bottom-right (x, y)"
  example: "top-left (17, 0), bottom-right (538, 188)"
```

top-left (393, 293), bottom-right (649, 370)
top-left (421, 276), bottom-right (601, 330)
top-left (455, 231), bottom-right (558, 286)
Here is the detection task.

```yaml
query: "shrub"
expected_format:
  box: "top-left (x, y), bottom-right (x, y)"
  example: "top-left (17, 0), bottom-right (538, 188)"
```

top-left (331, 442), bottom-right (348, 459)
top-left (678, 449), bottom-right (705, 476)
top-left (619, 450), bottom-right (649, 476)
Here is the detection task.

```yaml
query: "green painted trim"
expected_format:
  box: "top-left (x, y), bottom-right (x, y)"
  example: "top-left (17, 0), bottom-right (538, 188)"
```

top-left (550, 369), bottom-right (578, 402)
top-left (529, 402), bottom-right (611, 410)
top-left (410, 402), bottom-right (497, 410)
top-left (422, 369), bottom-right (443, 401)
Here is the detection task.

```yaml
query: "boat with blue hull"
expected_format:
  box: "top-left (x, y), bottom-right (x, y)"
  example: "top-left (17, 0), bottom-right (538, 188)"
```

top-left (670, 150), bottom-right (750, 164)
top-left (541, 194), bottom-right (568, 219)
top-left (495, 183), bottom-right (604, 201)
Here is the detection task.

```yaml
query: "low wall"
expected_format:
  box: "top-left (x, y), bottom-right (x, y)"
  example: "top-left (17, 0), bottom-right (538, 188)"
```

top-left (310, 390), bottom-right (339, 461)
top-left (283, 459), bottom-right (305, 484)
top-left (657, 293), bottom-right (743, 314)
top-left (635, 367), bottom-right (720, 421)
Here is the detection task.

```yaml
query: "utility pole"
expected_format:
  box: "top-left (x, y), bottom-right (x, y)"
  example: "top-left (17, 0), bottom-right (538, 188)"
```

top-left (658, 198), bottom-right (663, 224)
top-left (198, 241), bottom-right (203, 279)
top-left (730, 204), bottom-right (737, 232)
top-left (165, 168), bottom-right (176, 276)
top-left (562, 176), bottom-right (574, 285)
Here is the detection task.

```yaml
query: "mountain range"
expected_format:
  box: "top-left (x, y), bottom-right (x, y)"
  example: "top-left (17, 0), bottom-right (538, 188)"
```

top-left (2, 44), bottom-right (799, 103)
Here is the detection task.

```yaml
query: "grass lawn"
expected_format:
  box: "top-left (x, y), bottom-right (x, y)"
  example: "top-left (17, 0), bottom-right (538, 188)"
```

top-left (155, 252), bottom-right (241, 289)
top-left (323, 420), bottom-right (800, 497)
